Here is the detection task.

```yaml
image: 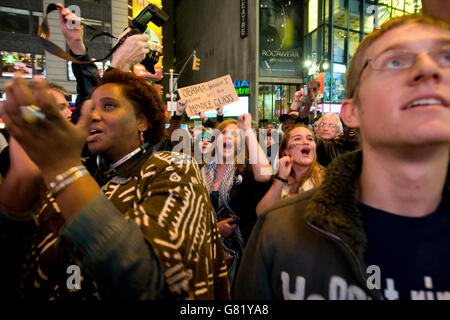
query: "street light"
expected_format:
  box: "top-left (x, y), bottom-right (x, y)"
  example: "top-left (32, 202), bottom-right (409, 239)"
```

top-left (304, 51), bottom-right (328, 75)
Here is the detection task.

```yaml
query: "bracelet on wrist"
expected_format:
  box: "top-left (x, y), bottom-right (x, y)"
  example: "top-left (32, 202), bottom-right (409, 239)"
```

top-left (274, 175), bottom-right (288, 183)
top-left (48, 165), bottom-right (89, 198)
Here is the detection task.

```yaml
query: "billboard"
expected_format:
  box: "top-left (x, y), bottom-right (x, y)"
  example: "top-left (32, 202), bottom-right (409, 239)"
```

top-left (1, 51), bottom-right (32, 78)
top-left (259, 0), bottom-right (303, 78)
top-left (131, 0), bottom-right (164, 80)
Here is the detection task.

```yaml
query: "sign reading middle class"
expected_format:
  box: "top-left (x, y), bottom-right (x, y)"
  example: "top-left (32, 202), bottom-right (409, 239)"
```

top-left (178, 75), bottom-right (239, 117)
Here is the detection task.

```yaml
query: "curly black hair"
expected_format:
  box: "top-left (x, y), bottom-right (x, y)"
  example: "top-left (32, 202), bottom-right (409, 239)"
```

top-left (96, 69), bottom-right (166, 146)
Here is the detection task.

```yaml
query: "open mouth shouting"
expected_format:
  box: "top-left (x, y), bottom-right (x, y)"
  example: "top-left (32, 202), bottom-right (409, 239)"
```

top-left (300, 146), bottom-right (311, 157)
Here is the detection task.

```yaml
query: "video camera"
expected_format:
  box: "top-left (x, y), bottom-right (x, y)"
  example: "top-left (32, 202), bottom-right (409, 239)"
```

top-left (123, 3), bottom-right (169, 74)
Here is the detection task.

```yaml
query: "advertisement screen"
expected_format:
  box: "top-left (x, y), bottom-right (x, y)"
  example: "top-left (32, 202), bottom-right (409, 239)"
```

top-left (1, 51), bottom-right (32, 78)
top-left (259, 1), bottom-right (303, 78)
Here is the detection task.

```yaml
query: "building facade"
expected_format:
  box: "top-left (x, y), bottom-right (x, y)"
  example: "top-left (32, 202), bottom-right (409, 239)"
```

top-left (302, 0), bottom-right (422, 115)
top-left (0, 0), bottom-right (423, 124)
top-left (0, 0), bottom-right (126, 96)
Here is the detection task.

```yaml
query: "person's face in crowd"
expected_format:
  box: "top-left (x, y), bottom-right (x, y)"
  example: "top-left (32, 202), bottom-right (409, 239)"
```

top-left (318, 118), bottom-right (339, 140)
top-left (217, 123), bottom-right (241, 161)
top-left (284, 126), bottom-right (316, 167)
top-left (199, 138), bottom-right (212, 154)
top-left (343, 23), bottom-right (450, 148)
top-left (282, 117), bottom-right (296, 132)
top-left (266, 134), bottom-right (273, 147)
top-left (313, 120), bottom-right (321, 137)
top-left (87, 83), bottom-right (148, 162)
top-left (49, 89), bottom-right (72, 121)
top-left (266, 123), bottom-right (274, 134)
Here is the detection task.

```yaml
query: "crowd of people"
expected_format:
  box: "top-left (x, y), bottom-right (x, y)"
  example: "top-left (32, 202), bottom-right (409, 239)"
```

top-left (0, 6), bottom-right (449, 301)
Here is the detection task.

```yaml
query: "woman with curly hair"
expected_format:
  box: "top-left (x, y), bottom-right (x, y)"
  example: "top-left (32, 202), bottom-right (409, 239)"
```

top-left (256, 124), bottom-right (325, 216)
top-left (0, 69), bottom-right (230, 300)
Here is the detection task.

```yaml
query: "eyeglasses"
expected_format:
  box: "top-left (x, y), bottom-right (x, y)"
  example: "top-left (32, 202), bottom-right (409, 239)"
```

top-left (320, 123), bottom-right (336, 129)
top-left (359, 46), bottom-right (450, 78)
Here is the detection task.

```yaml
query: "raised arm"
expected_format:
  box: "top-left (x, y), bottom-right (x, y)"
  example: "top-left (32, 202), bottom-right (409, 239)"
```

top-left (238, 113), bottom-right (272, 182)
top-left (255, 156), bottom-right (292, 216)
top-left (298, 79), bottom-right (321, 121)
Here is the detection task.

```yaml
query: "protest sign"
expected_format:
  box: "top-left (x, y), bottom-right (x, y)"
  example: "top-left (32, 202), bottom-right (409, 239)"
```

top-left (178, 75), bottom-right (239, 117)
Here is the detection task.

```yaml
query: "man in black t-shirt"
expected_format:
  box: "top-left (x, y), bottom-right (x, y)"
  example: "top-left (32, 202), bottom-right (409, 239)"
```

top-left (234, 14), bottom-right (450, 300)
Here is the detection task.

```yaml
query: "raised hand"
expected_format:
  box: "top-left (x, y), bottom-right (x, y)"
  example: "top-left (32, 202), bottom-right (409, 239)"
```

top-left (216, 105), bottom-right (224, 116)
top-left (176, 99), bottom-right (187, 116)
top-left (1, 78), bottom-right (91, 177)
top-left (57, 4), bottom-right (86, 55)
top-left (111, 31), bottom-right (152, 72)
top-left (198, 110), bottom-right (208, 122)
top-left (278, 156), bottom-right (293, 180)
top-left (290, 90), bottom-right (306, 112)
top-left (237, 113), bottom-right (252, 132)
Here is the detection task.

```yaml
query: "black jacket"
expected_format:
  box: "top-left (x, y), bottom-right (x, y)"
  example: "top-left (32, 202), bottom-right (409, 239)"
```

top-left (233, 150), bottom-right (449, 300)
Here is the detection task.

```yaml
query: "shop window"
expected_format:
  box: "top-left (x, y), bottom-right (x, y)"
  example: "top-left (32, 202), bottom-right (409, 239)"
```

top-left (32, 12), bottom-right (43, 35)
top-left (311, 30), bottom-right (318, 54)
top-left (324, 0), bottom-right (330, 24)
top-left (0, 7), bottom-right (30, 34)
top-left (349, 31), bottom-right (360, 61)
top-left (289, 85), bottom-right (297, 104)
top-left (332, 69), bottom-right (346, 103)
top-left (349, 0), bottom-right (361, 32)
top-left (333, 28), bottom-right (346, 64)
top-left (324, 71), bottom-right (331, 102)
top-left (274, 85), bottom-right (289, 118)
top-left (392, 0), bottom-right (405, 10)
top-left (405, 0), bottom-right (422, 13)
top-left (378, 5), bottom-right (393, 26)
top-left (392, 9), bottom-right (404, 18)
top-left (333, 0), bottom-right (347, 28)
top-left (260, 84), bottom-right (274, 121)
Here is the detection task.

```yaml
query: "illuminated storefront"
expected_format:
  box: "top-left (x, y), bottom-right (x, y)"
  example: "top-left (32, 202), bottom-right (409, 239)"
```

top-left (258, 0), bottom-right (423, 122)
top-left (304, 0), bottom-right (422, 107)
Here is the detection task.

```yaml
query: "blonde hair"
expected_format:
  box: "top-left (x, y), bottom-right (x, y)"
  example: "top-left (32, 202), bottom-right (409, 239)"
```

top-left (279, 124), bottom-right (325, 188)
top-left (318, 113), bottom-right (343, 134)
top-left (346, 14), bottom-right (450, 100)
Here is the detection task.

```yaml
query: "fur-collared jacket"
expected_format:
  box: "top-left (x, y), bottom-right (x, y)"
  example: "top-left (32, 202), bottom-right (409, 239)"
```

top-left (233, 150), bottom-right (449, 300)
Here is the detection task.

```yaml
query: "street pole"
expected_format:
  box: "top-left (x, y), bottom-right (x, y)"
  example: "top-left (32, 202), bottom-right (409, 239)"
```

top-left (165, 50), bottom-right (197, 116)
